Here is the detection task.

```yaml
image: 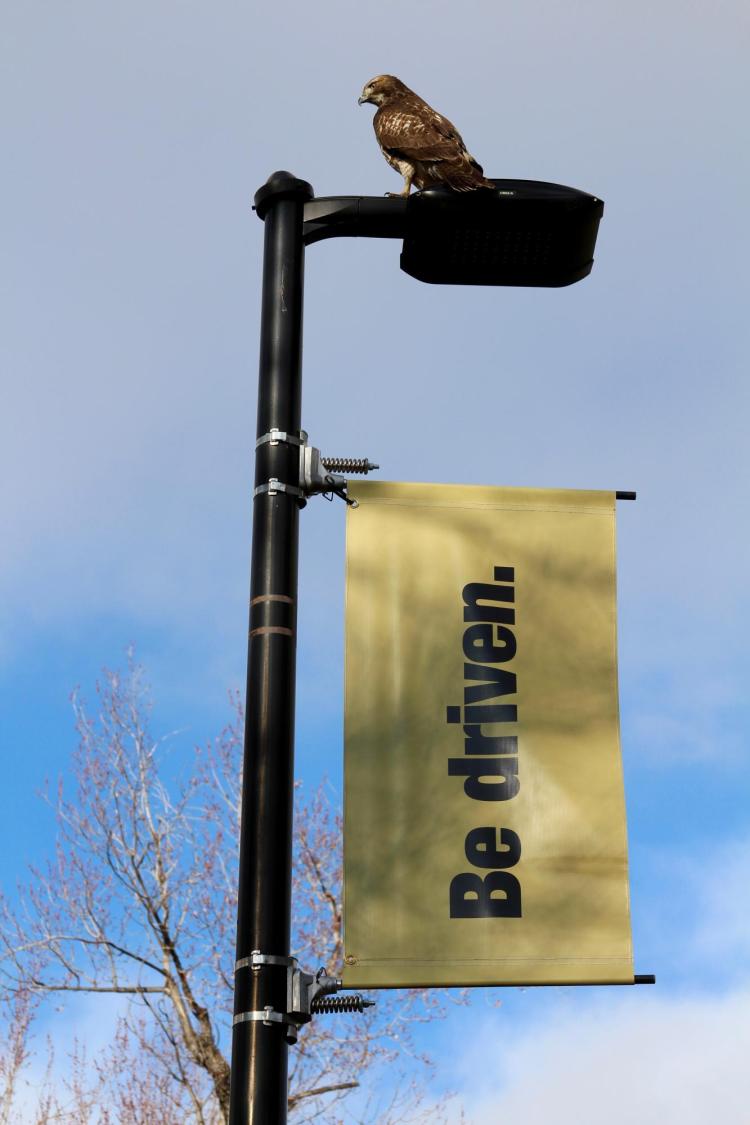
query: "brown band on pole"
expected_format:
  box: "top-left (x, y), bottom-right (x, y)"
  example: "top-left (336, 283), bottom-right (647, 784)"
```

top-left (249, 625), bottom-right (294, 638)
top-left (250, 594), bottom-right (295, 606)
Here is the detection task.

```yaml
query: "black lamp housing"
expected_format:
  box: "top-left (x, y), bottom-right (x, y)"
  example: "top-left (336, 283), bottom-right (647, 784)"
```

top-left (401, 180), bottom-right (603, 287)
top-left (301, 178), bottom-right (603, 288)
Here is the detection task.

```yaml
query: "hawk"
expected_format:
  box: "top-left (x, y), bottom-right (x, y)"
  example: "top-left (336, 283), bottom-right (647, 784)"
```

top-left (358, 75), bottom-right (493, 197)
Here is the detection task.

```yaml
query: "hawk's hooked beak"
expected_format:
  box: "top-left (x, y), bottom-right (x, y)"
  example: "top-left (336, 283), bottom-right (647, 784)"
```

top-left (358, 92), bottom-right (370, 105)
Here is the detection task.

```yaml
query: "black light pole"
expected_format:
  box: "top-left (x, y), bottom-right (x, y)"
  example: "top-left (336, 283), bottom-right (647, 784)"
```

top-left (231, 168), bottom-right (606, 1125)
top-left (230, 170), bottom-right (313, 1125)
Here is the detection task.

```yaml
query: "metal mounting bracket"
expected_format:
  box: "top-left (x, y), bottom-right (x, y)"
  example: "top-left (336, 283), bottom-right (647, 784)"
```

top-left (254, 429), bottom-right (378, 507)
top-left (301, 445), bottom-right (346, 499)
top-left (235, 951), bottom-right (296, 972)
top-left (253, 478), bottom-right (306, 500)
top-left (233, 1007), bottom-right (286, 1028)
top-left (255, 429), bottom-right (308, 450)
top-left (232, 954), bottom-right (374, 1045)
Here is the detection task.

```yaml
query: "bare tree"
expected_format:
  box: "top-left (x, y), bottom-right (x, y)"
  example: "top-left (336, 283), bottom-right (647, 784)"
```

top-left (0, 987), bottom-right (35, 1124)
top-left (0, 655), bottom-right (460, 1123)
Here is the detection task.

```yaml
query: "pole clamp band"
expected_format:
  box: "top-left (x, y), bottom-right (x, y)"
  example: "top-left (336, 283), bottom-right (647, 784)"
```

top-left (253, 478), bottom-right (305, 500)
top-left (255, 429), bottom-right (308, 450)
top-left (233, 1007), bottom-right (286, 1028)
top-left (235, 951), bottom-right (296, 973)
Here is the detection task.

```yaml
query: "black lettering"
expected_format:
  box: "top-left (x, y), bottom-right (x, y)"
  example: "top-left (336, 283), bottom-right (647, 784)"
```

top-left (463, 726), bottom-right (518, 756)
top-left (465, 827), bottom-right (522, 869)
top-left (448, 757), bottom-right (520, 801)
top-left (450, 870), bottom-right (522, 918)
top-left (463, 580), bottom-right (515, 624)
top-left (492, 626), bottom-right (517, 662)
top-left (463, 664), bottom-right (517, 704)
top-left (462, 623), bottom-right (516, 664)
top-left (463, 704), bottom-right (517, 725)
top-left (494, 567), bottom-right (515, 582)
top-left (448, 566), bottom-right (522, 918)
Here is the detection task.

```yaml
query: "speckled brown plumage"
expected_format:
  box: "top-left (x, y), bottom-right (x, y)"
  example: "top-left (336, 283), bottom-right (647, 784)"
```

top-left (358, 75), bottom-right (493, 196)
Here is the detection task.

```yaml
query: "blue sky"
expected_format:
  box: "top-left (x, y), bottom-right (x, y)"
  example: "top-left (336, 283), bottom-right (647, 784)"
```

top-left (2, 0), bottom-right (750, 1117)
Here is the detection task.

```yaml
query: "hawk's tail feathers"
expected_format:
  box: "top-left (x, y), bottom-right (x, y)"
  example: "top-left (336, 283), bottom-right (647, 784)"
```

top-left (449, 169), bottom-right (496, 192)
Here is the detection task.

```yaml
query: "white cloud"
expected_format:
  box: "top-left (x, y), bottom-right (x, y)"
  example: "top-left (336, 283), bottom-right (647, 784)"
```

top-left (446, 987), bottom-right (750, 1124)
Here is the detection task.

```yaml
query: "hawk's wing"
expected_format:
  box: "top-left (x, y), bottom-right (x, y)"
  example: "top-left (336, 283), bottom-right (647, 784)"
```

top-left (375, 105), bottom-right (468, 164)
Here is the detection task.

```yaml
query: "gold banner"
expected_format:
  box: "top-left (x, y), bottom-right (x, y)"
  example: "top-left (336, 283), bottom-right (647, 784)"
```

top-left (343, 481), bottom-right (633, 988)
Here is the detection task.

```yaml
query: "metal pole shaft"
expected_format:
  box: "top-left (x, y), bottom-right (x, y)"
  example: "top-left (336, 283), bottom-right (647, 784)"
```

top-left (230, 171), bottom-right (314, 1125)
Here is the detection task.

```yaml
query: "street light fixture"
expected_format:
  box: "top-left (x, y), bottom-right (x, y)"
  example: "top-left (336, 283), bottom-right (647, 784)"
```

top-left (301, 178), bottom-right (603, 285)
top-left (230, 169), bottom-right (605, 1125)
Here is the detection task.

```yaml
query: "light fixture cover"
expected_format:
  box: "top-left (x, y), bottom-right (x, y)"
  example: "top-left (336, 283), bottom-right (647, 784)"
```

top-left (400, 179), bottom-right (604, 287)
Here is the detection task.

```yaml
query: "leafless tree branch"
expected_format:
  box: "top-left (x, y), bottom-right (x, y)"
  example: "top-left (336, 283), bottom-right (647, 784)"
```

top-left (0, 653), bottom-right (463, 1122)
